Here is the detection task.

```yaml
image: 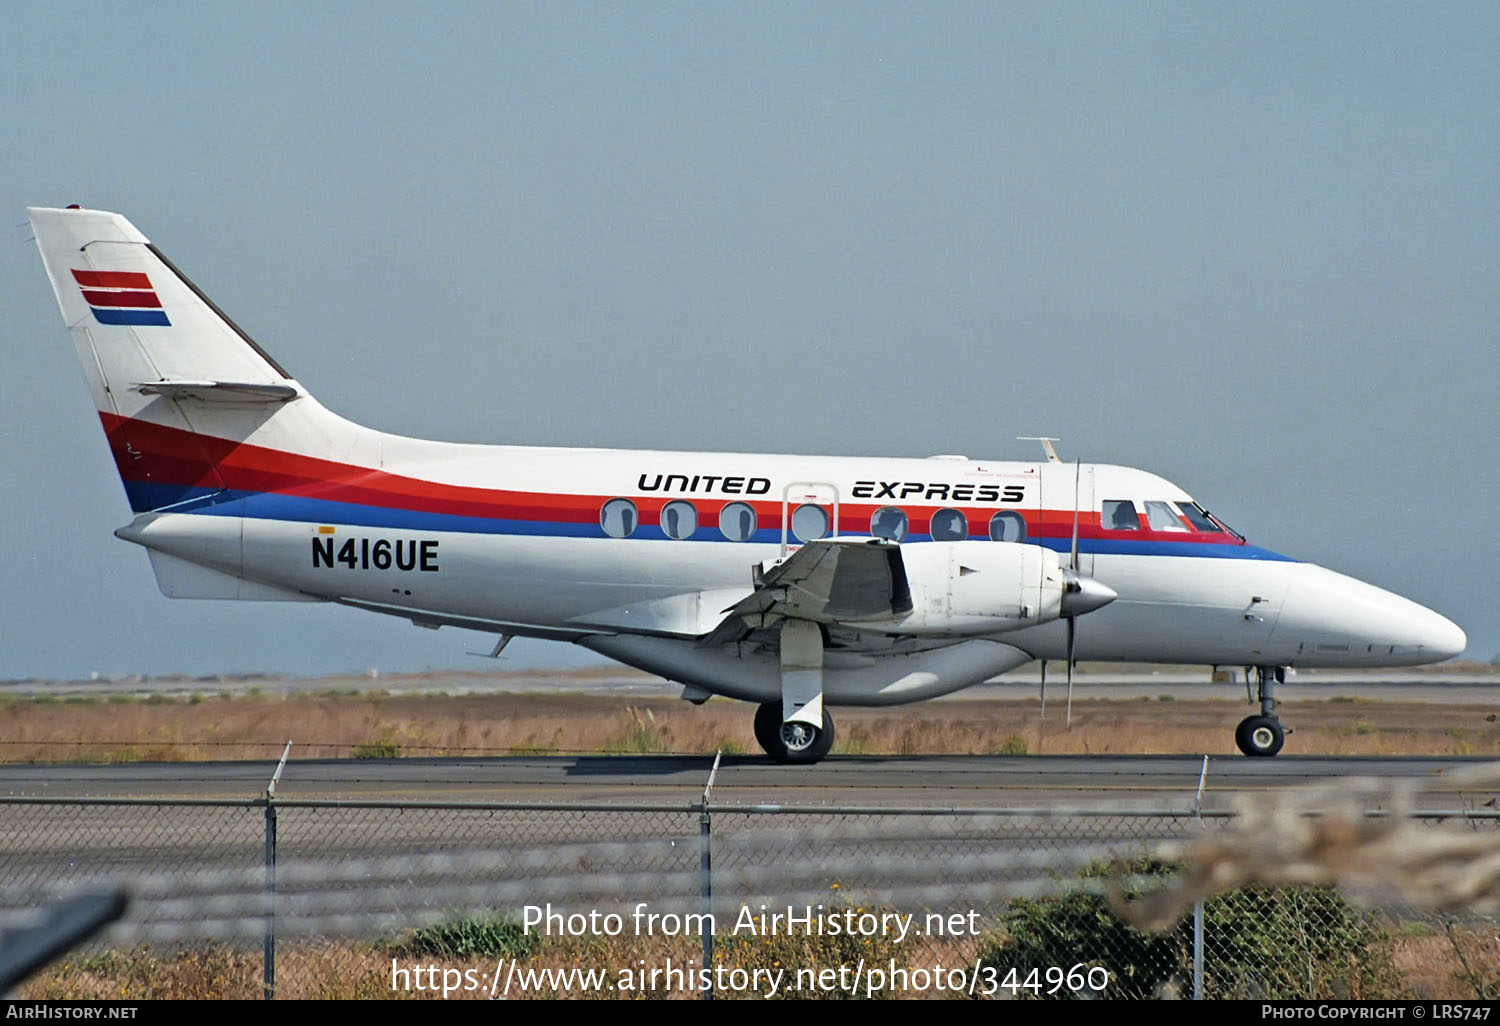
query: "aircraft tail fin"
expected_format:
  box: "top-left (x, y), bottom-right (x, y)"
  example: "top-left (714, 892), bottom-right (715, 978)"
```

top-left (29, 205), bottom-right (356, 514)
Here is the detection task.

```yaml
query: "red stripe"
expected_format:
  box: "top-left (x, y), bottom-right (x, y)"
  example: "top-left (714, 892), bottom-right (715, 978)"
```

top-left (72, 269), bottom-right (153, 289)
top-left (94, 413), bottom-right (1243, 543)
top-left (98, 413), bottom-right (602, 523)
top-left (81, 289), bottom-right (162, 309)
top-left (101, 414), bottom-right (226, 495)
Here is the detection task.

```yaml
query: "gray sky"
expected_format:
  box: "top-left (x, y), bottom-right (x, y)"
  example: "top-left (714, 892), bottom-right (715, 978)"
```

top-left (3, 2), bottom-right (1496, 679)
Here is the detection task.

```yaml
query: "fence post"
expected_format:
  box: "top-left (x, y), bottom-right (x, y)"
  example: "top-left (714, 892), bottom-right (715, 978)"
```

top-left (263, 742), bottom-right (292, 1000)
top-left (1192, 755), bottom-right (1208, 1000)
top-left (263, 797), bottom-right (276, 999)
top-left (1192, 901), bottom-right (1204, 1000)
top-left (699, 750), bottom-right (721, 1001)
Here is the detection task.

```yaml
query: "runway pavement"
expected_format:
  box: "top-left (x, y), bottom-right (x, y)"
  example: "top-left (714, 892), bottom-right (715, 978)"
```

top-left (4, 753), bottom-right (1495, 947)
top-left (3, 753), bottom-right (1496, 811)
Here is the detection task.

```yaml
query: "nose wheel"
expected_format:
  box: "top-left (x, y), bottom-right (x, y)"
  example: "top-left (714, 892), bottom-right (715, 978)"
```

top-left (753, 702), bottom-right (836, 764)
top-left (1234, 665), bottom-right (1289, 757)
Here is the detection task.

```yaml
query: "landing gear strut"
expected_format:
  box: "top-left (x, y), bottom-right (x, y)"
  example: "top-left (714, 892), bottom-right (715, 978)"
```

top-left (1235, 666), bottom-right (1287, 757)
top-left (754, 702), bottom-right (836, 764)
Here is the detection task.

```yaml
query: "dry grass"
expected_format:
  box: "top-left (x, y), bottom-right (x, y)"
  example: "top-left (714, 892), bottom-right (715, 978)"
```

top-left (21, 921), bottom-right (1499, 1000)
top-left (1393, 923), bottom-right (1500, 999)
top-left (0, 690), bottom-right (1496, 763)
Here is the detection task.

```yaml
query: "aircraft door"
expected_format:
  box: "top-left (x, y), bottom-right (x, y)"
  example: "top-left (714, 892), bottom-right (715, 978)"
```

top-left (1076, 464), bottom-right (1096, 577)
top-left (1041, 463), bottom-right (1094, 577)
top-left (781, 482), bottom-right (840, 557)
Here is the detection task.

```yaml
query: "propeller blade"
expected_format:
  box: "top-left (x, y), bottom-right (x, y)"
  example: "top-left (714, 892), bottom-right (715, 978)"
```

top-left (1065, 617), bottom-right (1076, 728)
top-left (1039, 658), bottom-right (1047, 724)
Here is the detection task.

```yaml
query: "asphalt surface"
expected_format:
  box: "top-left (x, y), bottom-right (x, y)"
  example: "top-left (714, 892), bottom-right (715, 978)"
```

top-left (4, 753), bottom-right (1495, 944)
top-left (3, 753), bottom-right (1496, 811)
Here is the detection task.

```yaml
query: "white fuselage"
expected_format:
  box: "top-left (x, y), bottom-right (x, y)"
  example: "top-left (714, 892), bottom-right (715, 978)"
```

top-left (113, 414), bottom-right (1467, 706)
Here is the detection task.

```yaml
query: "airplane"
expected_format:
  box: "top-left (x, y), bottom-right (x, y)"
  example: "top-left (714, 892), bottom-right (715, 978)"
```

top-left (27, 205), bottom-right (1468, 763)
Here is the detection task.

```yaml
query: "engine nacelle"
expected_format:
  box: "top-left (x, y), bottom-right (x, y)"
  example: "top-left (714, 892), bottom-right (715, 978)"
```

top-left (883, 541), bottom-right (1066, 637)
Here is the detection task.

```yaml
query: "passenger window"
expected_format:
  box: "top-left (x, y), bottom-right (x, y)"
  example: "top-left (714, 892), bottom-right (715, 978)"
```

top-left (791, 503), bottom-right (829, 542)
top-left (1177, 501), bottom-right (1225, 533)
top-left (870, 506), bottom-right (909, 542)
top-left (719, 501), bottom-right (757, 542)
top-left (988, 511), bottom-right (1026, 542)
top-left (661, 500), bottom-right (698, 540)
top-left (929, 507), bottom-right (968, 541)
top-left (1102, 500), bottom-right (1141, 531)
top-left (600, 498), bottom-right (638, 538)
top-left (1145, 501), bottom-right (1188, 532)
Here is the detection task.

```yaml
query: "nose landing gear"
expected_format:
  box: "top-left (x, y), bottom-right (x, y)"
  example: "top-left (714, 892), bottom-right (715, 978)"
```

top-left (1235, 665), bottom-right (1289, 757)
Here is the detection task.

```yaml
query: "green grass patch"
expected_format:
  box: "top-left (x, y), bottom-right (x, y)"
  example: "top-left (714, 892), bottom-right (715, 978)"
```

top-left (384, 911), bottom-right (538, 960)
top-left (351, 737), bottom-right (400, 759)
top-left (990, 734), bottom-right (1029, 755)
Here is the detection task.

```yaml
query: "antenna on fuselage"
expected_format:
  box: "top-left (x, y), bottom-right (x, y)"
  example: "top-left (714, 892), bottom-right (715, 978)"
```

top-left (1018, 437), bottom-right (1062, 463)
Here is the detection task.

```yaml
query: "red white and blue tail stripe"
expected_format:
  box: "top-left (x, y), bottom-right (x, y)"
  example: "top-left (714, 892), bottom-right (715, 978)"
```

top-left (72, 268), bottom-right (171, 326)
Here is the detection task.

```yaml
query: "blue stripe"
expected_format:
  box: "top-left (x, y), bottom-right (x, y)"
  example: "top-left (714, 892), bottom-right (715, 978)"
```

top-left (137, 489), bottom-right (1298, 560)
top-left (92, 308), bottom-right (170, 327)
top-left (122, 481), bottom-right (222, 513)
top-left (1035, 536), bottom-right (1296, 562)
top-left (170, 491), bottom-right (599, 537)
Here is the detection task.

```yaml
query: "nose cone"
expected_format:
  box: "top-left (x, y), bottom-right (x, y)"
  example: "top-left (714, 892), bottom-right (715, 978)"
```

top-left (1424, 612), bottom-right (1467, 662)
top-left (1276, 564), bottom-right (1466, 666)
top-left (1059, 572), bottom-right (1118, 617)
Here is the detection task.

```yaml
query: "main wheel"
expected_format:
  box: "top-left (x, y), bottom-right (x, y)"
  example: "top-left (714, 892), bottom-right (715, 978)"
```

top-left (753, 705), bottom-right (836, 764)
top-left (753, 702), bottom-right (781, 756)
top-left (1235, 715), bottom-right (1285, 757)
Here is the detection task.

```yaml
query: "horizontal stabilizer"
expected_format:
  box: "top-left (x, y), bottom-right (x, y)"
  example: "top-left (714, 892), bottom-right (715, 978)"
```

top-left (133, 380), bottom-right (299, 403)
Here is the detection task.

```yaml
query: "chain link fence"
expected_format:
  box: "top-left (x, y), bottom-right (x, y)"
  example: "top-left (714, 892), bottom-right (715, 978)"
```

top-left (2, 793), bottom-right (1497, 1000)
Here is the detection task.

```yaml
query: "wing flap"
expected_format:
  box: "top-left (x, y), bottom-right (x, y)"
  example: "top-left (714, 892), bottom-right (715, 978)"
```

top-left (703, 539), bottom-right (912, 646)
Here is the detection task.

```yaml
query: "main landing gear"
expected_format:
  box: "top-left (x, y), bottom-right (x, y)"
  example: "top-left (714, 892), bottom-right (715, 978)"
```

top-left (754, 702), bottom-right (836, 764)
top-left (1235, 665), bottom-right (1288, 757)
top-left (753, 618), bottom-right (835, 764)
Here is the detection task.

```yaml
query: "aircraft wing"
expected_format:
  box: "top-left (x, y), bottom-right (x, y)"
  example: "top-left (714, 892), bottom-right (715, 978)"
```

top-left (701, 538), bottom-right (912, 646)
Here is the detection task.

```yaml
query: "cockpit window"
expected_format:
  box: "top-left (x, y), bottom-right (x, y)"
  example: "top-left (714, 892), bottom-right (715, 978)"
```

top-left (1145, 501), bottom-right (1189, 532)
top-left (1102, 499), bottom-right (1140, 531)
top-left (1177, 501), bottom-right (1225, 533)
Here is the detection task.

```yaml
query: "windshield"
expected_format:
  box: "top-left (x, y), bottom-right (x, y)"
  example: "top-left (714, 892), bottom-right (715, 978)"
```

top-left (1178, 501), bottom-right (1245, 541)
